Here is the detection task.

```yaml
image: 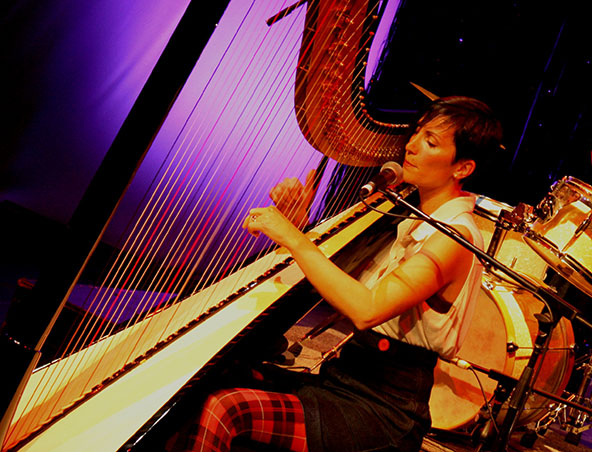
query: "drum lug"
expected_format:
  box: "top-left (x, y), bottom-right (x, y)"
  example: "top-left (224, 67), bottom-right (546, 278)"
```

top-left (507, 341), bottom-right (519, 353)
top-left (534, 194), bottom-right (556, 223)
top-left (483, 279), bottom-right (495, 291)
top-left (565, 212), bottom-right (592, 252)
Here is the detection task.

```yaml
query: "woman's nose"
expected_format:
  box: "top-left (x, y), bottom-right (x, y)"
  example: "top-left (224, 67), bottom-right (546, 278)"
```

top-left (405, 133), bottom-right (418, 154)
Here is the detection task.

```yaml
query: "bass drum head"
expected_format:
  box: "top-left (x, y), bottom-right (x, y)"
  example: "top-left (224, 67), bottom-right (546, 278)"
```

top-left (429, 280), bottom-right (574, 431)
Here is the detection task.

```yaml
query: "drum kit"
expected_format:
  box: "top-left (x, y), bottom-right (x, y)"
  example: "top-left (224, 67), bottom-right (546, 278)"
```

top-left (430, 175), bottom-right (592, 449)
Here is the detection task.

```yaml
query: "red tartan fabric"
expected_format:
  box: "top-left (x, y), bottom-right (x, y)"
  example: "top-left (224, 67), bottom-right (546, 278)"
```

top-left (167, 388), bottom-right (308, 452)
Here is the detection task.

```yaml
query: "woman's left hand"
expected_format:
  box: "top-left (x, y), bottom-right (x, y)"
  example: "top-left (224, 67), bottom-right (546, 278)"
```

top-left (242, 206), bottom-right (305, 251)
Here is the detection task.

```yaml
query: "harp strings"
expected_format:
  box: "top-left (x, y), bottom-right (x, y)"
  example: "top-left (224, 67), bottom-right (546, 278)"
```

top-left (54, 1), bottom-right (271, 360)
top-left (97, 0), bottom-right (296, 342)
top-left (302, 0), bottom-right (387, 219)
top-left (97, 0), bottom-right (386, 334)
top-left (8, 1), bottom-right (287, 441)
top-left (16, 0), bottom-right (304, 423)
top-left (10, 0), bottom-right (395, 444)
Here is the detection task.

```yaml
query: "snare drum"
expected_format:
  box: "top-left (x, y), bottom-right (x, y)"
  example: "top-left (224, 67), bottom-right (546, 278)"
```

top-left (474, 196), bottom-right (547, 280)
top-left (429, 278), bottom-right (574, 431)
top-left (524, 176), bottom-right (592, 297)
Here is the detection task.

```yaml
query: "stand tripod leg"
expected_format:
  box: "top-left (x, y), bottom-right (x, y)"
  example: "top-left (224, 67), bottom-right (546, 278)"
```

top-left (564, 352), bottom-right (592, 445)
top-left (492, 312), bottom-right (556, 452)
top-left (472, 371), bottom-right (515, 451)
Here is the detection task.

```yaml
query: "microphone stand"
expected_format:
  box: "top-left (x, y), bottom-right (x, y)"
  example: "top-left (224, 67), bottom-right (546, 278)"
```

top-left (378, 187), bottom-right (592, 452)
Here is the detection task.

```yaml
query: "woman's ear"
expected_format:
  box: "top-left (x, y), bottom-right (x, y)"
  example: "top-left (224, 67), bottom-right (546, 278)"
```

top-left (453, 159), bottom-right (476, 181)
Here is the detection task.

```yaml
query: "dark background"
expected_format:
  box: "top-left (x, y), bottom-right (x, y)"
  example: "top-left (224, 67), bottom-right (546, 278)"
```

top-left (368, 0), bottom-right (592, 204)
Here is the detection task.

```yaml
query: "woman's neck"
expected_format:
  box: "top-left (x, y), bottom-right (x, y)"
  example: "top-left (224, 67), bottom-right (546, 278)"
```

top-left (418, 183), bottom-right (464, 215)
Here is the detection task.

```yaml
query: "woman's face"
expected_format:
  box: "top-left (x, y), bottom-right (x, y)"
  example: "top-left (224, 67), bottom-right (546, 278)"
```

top-left (402, 117), bottom-right (462, 191)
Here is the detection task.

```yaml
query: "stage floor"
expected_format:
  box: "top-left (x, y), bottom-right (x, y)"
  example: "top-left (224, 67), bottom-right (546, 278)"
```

top-left (422, 424), bottom-right (591, 452)
top-left (421, 424), bottom-right (592, 452)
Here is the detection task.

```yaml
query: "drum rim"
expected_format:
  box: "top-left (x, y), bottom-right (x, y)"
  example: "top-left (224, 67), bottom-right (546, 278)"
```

top-left (430, 282), bottom-right (526, 430)
top-left (554, 176), bottom-right (592, 208)
top-left (430, 278), bottom-right (575, 431)
top-left (475, 195), bottom-right (513, 211)
top-left (524, 229), bottom-right (592, 295)
top-left (474, 195), bottom-right (514, 223)
top-left (561, 176), bottom-right (592, 192)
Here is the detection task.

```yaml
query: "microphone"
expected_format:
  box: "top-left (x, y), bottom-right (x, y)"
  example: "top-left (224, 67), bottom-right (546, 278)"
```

top-left (360, 162), bottom-right (403, 197)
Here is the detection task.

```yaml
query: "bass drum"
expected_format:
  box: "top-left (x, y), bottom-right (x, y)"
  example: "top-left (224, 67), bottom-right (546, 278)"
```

top-left (429, 278), bottom-right (574, 431)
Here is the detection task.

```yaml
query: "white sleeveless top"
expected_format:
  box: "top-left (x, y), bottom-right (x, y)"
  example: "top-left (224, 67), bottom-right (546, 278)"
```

top-left (360, 194), bottom-right (483, 359)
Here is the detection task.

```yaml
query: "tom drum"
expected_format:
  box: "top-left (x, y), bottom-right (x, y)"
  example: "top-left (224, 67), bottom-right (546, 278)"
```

top-left (524, 176), bottom-right (592, 297)
top-left (474, 196), bottom-right (547, 281)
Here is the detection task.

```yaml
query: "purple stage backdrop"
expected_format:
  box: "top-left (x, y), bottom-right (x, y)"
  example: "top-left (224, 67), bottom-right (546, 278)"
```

top-left (2, 0), bottom-right (397, 248)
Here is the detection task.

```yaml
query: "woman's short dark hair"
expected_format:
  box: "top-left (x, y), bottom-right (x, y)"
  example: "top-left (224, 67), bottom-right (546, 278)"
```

top-left (415, 96), bottom-right (504, 184)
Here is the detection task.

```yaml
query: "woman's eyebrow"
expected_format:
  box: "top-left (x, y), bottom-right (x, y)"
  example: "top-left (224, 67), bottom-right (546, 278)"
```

top-left (424, 129), bottom-right (441, 142)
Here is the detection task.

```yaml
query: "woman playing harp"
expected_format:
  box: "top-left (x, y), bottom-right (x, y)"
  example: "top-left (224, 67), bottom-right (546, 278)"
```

top-left (166, 96), bottom-right (503, 452)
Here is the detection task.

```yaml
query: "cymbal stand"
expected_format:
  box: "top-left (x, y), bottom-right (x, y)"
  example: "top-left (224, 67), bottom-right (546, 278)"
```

top-left (563, 351), bottom-right (592, 444)
top-left (521, 351), bottom-right (592, 447)
top-left (532, 396), bottom-right (571, 435)
top-left (378, 187), bottom-right (592, 452)
top-left (483, 208), bottom-right (515, 273)
top-left (457, 360), bottom-right (592, 448)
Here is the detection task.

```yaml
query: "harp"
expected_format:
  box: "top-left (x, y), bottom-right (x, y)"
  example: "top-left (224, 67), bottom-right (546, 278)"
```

top-left (0, 1), bottom-right (413, 451)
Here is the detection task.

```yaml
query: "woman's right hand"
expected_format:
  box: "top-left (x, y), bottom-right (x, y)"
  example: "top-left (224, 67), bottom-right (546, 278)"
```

top-left (269, 169), bottom-right (316, 229)
top-left (242, 205), bottom-right (306, 252)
